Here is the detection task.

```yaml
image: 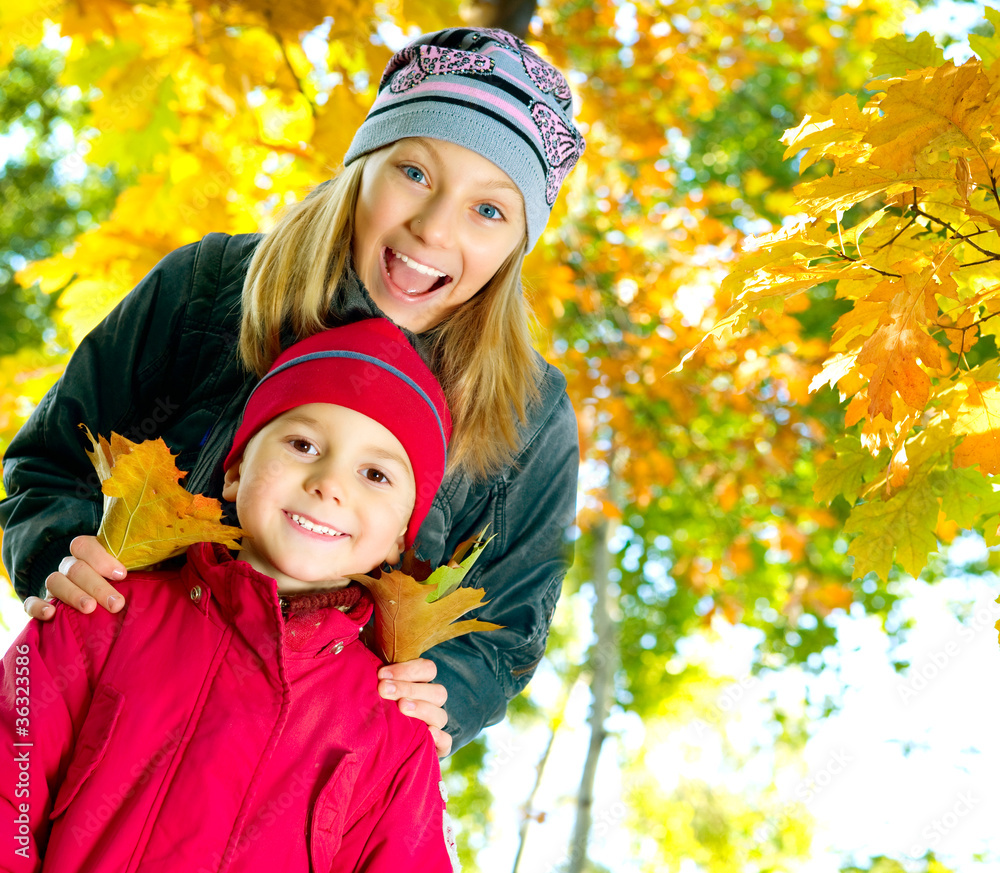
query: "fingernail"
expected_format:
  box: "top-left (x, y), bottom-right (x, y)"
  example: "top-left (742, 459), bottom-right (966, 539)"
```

top-left (379, 668), bottom-right (393, 679)
top-left (80, 597), bottom-right (95, 610)
top-left (112, 568), bottom-right (126, 580)
top-left (383, 682), bottom-right (396, 695)
top-left (402, 699), bottom-right (416, 712)
top-left (108, 595), bottom-right (122, 611)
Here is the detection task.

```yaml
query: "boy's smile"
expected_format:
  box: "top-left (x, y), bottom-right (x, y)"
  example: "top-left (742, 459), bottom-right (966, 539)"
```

top-left (286, 510), bottom-right (348, 538)
top-left (222, 403), bottom-right (416, 593)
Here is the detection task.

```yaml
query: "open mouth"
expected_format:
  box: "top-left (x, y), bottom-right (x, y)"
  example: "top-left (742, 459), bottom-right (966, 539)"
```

top-left (383, 248), bottom-right (452, 295)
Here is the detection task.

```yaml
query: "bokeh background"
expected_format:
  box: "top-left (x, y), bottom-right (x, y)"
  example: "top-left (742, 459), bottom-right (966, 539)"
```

top-left (1, 1), bottom-right (998, 870)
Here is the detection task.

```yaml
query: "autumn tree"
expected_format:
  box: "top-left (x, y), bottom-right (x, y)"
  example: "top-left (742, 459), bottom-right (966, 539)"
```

top-left (0, 43), bottom-right (120, 480)
top-left (718, 12), bottom-right (1000, 581)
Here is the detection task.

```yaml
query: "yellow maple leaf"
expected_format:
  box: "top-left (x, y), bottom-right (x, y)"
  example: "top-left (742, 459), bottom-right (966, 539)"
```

top-left (82, 426), bottom-right (244, 569)
top-left (781, 94), bottom-right (871, 171)
top-left (864, 60), bottom-right (998, 174)
top-left (350, 532), bottom-right (503, 663)
top-left (813, 437), bottom-right (882, 505)
top-left (795, 164), bottom-right (953, 215)
top-left (951, 380), bottom-right (1000, 474)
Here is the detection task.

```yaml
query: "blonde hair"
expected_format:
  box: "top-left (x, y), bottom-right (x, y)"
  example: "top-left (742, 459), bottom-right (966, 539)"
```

top-left (240, 156), bottom-right (541, 481)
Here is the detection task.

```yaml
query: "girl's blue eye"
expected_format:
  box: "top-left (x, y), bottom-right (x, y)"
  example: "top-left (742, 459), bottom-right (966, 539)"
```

top-left (478, 203), bottom-right (501, 220)
top-left (404, 166), bottom-right (425, 184)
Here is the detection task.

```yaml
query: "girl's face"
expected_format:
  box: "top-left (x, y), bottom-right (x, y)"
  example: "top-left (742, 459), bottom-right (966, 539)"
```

top-left (352, 137), bottom-right (526, 334)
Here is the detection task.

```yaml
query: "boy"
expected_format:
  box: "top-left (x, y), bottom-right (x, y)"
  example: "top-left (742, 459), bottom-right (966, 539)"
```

top-left (1, 318), bottom-right (458, 872)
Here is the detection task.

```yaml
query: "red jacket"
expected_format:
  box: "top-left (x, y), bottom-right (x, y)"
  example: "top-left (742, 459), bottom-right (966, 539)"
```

top-left (1, 543), bottom-right (458, 872)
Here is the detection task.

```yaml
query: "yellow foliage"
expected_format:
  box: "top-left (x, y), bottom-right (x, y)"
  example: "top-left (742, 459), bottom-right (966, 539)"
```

top-left (711, 20), bottom-right (1000, 580)
top-left (951, 379), bottom-right (1000, 474)
top-left (866, 60), bottom-right (1000, 174)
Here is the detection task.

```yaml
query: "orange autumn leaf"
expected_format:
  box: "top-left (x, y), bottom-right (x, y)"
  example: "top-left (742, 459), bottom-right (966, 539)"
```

top-left (82, 426), bottom-right (244, 569)
top-left (855, 302), bottom-right (943, 421)
top-left (350, 533), bottom-right (503, 663)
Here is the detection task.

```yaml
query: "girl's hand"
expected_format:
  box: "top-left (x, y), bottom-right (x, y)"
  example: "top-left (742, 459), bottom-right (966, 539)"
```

top-left (378, 658), bottom-right (452, 757)
top-left (24, 535), bottom-right (127, 621)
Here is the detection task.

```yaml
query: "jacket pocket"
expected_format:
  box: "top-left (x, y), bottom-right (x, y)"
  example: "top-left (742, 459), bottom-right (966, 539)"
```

top-left (308, 751), bottom-right (360, 871)
top-left (50, 684), bottom-right (125, 819)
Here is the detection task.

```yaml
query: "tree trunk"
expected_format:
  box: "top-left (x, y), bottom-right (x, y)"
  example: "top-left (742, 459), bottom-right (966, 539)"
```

top-left (462, 0), bottom-right (538, 38)
top-left (566, 494), bottom-right (617, 872)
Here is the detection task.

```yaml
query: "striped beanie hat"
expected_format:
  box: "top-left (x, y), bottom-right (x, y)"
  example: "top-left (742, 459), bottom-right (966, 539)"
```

top-left (344, 27), bottom-right (585, 251)
top-left (224, 319), bottom-right (451, 549)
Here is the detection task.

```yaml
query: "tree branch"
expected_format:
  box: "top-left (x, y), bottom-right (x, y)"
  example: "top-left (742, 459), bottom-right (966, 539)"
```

top-left (835, 251), bottom-right (902, 279)
top-left (266, 17), bottom-right (317, 118)
top-left (909, 200), bottom-right (1000, 261)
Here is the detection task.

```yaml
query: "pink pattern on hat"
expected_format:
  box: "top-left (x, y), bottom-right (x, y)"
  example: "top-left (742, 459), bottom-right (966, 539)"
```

top-left (522, 49), bottom-right (572, 102)
top-left (531, 101), bottom-right (585, 205)
top-left (480, 28), bottom-right (572, 104)
top-left (389, 45), bottom-right (494, 94)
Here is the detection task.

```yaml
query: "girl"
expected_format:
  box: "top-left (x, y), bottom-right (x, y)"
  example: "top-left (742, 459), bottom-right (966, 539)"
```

top-left (1, 26), bottom-right (585, 755)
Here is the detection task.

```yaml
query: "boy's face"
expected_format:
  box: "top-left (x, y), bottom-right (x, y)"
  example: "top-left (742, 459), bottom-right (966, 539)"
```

top-left (222, 403), bottom-right (416, 593)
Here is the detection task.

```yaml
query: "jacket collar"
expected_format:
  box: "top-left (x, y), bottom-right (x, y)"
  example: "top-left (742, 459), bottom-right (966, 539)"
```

top-left (182, 542), bottom-right (374, 658)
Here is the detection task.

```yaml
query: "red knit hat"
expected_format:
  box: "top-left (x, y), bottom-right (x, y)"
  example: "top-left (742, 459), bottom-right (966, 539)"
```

top-left (224, 319), bottom-right (451, 548)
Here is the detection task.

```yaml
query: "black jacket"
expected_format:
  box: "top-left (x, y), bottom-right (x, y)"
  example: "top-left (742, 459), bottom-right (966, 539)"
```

top-left (0, 233), bottom-right (578, 751)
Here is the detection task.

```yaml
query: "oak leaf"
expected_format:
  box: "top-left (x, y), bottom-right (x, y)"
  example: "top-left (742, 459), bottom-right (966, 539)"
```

top-left (350, 530), bottom-right (503, 663)
top-left (82, 426), bottom-right (244, 569)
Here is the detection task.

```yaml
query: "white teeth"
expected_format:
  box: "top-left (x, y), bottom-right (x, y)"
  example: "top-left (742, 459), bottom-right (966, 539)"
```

top-left (290, 513), bottom-right (343, 537)
top-left (394, 250), bottom-right (446, 277)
